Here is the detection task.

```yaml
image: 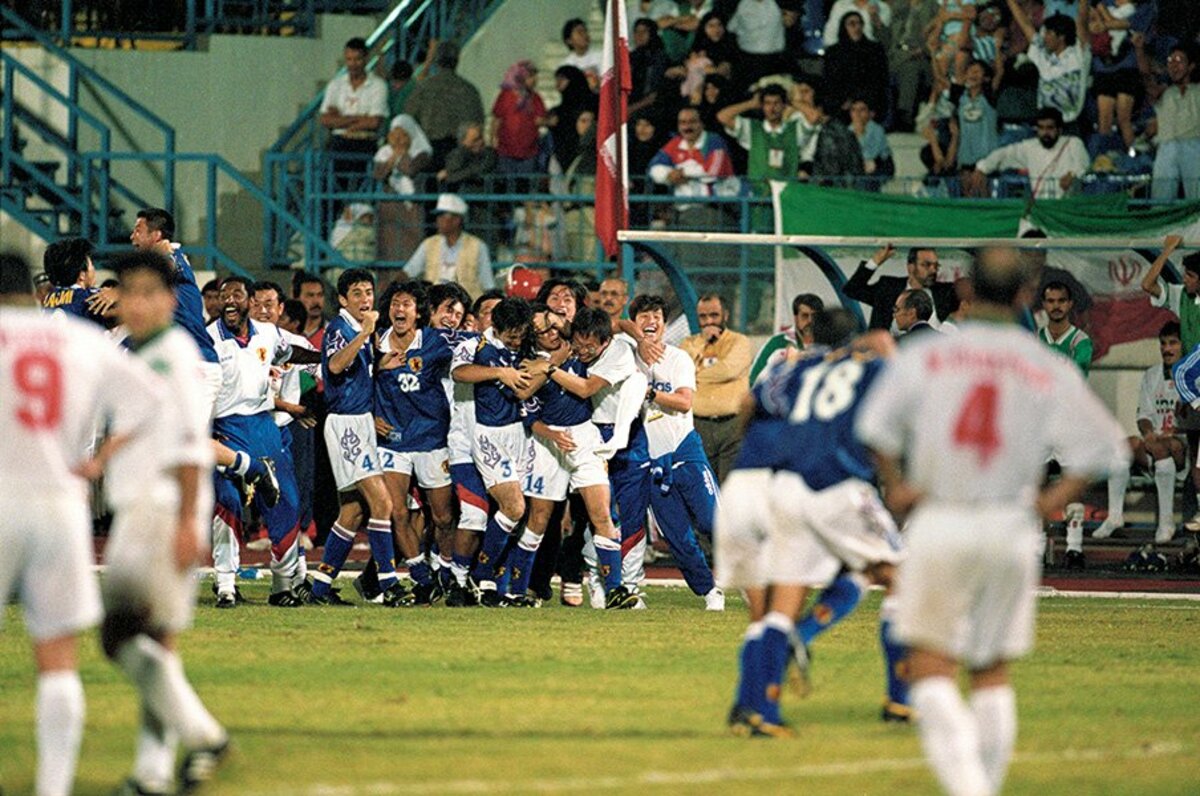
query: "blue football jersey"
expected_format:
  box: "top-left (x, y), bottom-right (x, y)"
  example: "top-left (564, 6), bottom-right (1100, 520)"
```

top-left (523, 357), bottom-right (592, 428)
top-left (322, 310), bottom-right (374, 415)
top-left (42, 285), bottom-right (105, 327)
top-left (374, 327), bottom-right (454, 451)
top-left (472, 332), bottom-right (524, 427)
top-left (168, 248), bottom-right (219, 364)
top-left (759, 348), bottom-right (885, 490)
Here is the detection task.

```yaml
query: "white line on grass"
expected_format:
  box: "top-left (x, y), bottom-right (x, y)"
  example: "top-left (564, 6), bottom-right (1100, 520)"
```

top-left (266, 741), bottom-right (1186, 796)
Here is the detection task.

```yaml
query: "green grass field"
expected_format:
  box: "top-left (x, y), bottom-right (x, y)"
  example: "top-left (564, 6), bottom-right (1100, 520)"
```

top-left (2, 585), bottom-right (1198, 795)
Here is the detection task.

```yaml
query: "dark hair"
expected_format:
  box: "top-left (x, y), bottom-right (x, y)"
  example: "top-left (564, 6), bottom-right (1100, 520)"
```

top-left (201, 278), bottom-right (220, 294)
top-left (473, 288), bottom-right (505, 317)
top-left (629, 294), bottom-right (668, 318)
top-left (1170, 44), bottom-right (1200, 82)
top-left (220, 275), bottom-right (253, 292)
top-left (281, 299), bottom-right (307, 327)
top-left (379, 279), bottom-right (430, 326)
top-left (1182, 252), bottom-right (1200, 278)
top-left (43, 238), bottom-right (95, 288)
top-left (253, 280), bottom-right (286, 303)
top-left (1, 251), bottom-right (34, 296)
top-left (390, 61), bottom-right (414, 81)
top-left (966, 57), bottom-right (994, 81)
top-left (491, 296), bottom-right (533, 334)
top-left (337, 268), bottom-right (376, 298)
top-left (562, 18), bottom-right (586, 44)
top-left (907, 247), bottom-right (937, 265)
top-left (570, 306), bottom-right (613, 343)
top-left (111, 250), bottom-right (174, 289)
top-left (760, 84), bottom-right (788, 104)
top-left (535, 277), bottom-right (588, 310)
top-left (1041, 280), bottom-right (1072, 302)
top-left (698, 292), bottom-right (729, 312)
top-left (435, 41), bottom-right (460, 70)
top-left (1043, 13), bottom-right (1076, 47)
top-left (972, 248), bottom-right (1034, 307)
top-left (1160, 320), bottom-right (1182, 340)
top-left (293, 273), bottom-right (326, 298)
top-left (1035, 106), bottom-right (1064, 127)
top-left (901, 289), bottom-right (934, 321)
top-left (429, 282), bottom-right (471, 316)
top-left (791, 293), bottom-right (824, 315)
top-left (136, 208), bottom-right (175, 241)
top-left (811, 308), bottom-right (862, 347)
top-left (345, 37), bottom-right (368, 54)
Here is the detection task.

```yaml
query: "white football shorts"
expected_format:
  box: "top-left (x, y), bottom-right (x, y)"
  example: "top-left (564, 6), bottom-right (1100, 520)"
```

top-left (379, 446), bottom-right (452, 489)
top-left (324, 412), bottom-right (383, 491)
top-left (714, 468), bottom-right (775, 591)
top-left (472, 422), bottom-right (528, 490)
top-left (523, 422), bottom-right (609, 502)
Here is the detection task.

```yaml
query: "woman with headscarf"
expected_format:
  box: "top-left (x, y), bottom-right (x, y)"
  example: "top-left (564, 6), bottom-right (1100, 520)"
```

top-left (824, 11), bottom-right (890, 122)
top-left (562, 109), bottom-right (598, 262)
top-left (492, 59), bottom-right (547, 192)
top-left (665, 12), bottom-right (741, 96)
top-left (627, 111), bottom-right (670, 227)
top-left (545, 65), bottom-right (598, 172)
top-left (373, 114), bottom-right (433, 263)
top-left (629, 17), bottom-right (670, 116)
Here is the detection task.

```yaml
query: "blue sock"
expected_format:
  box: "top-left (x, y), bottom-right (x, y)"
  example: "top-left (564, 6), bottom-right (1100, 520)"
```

top-left (594, 535), bottom-right (622, 592)
top-left (735, 622), bottom-right (765, 712)
top-left (880, 601), bottom-right (910, 708)
top-left (365, 519), bottom-right (398, 588)
top-left (230, 450), bottom-right (262, 479)
top-left (505, 529), bottom-right (542, 596)
top-left (797, 573), bottom-right (865, 646)
top-left (471, 512), bottom-right (516, 583)
top-left (407, 556), bottom-right (434, 586)
top-left (760, 613), bottom-right (793, 725)
top-left (312, 522), bottom-right (354, 597)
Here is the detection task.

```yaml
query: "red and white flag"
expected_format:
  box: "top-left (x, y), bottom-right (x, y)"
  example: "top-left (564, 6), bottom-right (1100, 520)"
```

top-left (596, 0), bottom-right (631, 259)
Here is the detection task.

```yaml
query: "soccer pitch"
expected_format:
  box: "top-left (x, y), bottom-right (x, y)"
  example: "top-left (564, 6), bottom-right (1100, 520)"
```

top-left (2, 586), bottom-right (1198, 795)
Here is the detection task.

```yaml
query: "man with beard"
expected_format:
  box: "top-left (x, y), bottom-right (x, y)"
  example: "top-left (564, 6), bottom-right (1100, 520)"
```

top-left (845, 243), bottom-right (956, 331)
top-left (1037, 281), bottom-right (1092, 375)
top-left (208, 277), bottom-right (321, 608)
top-left (966, 106), bottom-right (1090, 199)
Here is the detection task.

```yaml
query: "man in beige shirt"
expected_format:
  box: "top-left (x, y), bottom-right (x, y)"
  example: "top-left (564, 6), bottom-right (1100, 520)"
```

top-left (680, 293), bottom-right (751, 483)
top-left (1151, 43), bottom-right (1200, 201)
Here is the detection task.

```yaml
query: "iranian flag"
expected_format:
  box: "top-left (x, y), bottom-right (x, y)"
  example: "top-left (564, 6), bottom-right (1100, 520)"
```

top-left (595, 0), bottom-right (630, 258)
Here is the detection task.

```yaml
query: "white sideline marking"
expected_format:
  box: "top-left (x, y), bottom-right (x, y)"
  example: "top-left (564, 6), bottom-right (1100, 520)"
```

top-left (262, 741), bottom-right (1186, 796)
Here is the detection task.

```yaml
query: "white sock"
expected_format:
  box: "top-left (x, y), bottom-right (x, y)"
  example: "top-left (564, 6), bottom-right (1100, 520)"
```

top-left (1064, 502), bottom-right (1084, 553)
top-left (132, 707), bottom-right (177, 791)
top-left (36, 670), bottom-right (85, 796)
top-left (911, 677), bottom-right (991, 796)
top-left (117, 636), bottom-right (225, 751)
top-left (1154, 458), bottom-right (1177, 530)
top-left (970, 685), bottom-right (1017, 794)
top-left (1107, 466), bottom-right (1130, 524)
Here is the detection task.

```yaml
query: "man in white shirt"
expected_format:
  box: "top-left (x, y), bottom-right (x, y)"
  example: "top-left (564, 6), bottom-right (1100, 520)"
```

top-left (728, 0), bottom-right (789, 86)
top-left (1151, 43), bottom-right (1200, 200)
top-left (561, 17), bottom-right (603, 89)
top-left (320, 36), bottom-right (389, 195)
top-left (403, 193), bottom-right (495, 296)
top-left (1007, 0), bottom-right (1090, 126)
top-left (966, 106), bottom-right (1090, 199)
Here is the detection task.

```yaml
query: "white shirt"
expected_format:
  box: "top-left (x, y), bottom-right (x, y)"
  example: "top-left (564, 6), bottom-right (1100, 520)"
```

top-left (728, 0), bottom-right (785, 53)
top-left (823, 0), bottom-right (892, 47)
top-left (637, 344), bottom-right (696, 458)
top-left (1156, 84), bottom-right (1200, 144)
top-left (975, 135), bottom-right (1091, 199)
top-left (725, 115), bottom-right (805, 151)
top-left (209, 320), bottom-right (292, 418)
top-left (448, 335), bottom-right (479, 465)
top-left (1148, 279), bottom-right (1199, 317)
top-left (0, 308), bottom-right (161, 493)
top-left (561, 49), bottom-right (604, 80)
top-left (106, 328), bottom-right (213, 508)
top-left (589, 337), bottom-right (637, 424)
top-left (1027, 36), bottom-right (1090, 123)
top-left (373, 144), bottom-right (417, 194)
top-left (272, 328), bottom-right (316, 427)
top-left (1137, 364), bottom-right (1179, 436)
top-left (320, 71), bottom-right (389, 138)
top-left (857, 321), bottom-right (1128, 504)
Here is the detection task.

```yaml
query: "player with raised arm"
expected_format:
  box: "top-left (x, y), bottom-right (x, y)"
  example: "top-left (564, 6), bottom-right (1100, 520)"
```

top-left (103, 251), bottom-right (230, 793)
top-left (857, 247), bottom-right (1128, 796)
top-left (0, 252), bottom-right (161, 796)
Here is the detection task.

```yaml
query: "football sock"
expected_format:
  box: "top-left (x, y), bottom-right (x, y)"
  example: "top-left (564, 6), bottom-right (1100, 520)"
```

top-left (437, 553), bottom-right (454, 589)
top-left (1155, 458), bottom-right (1177, 531)
top-left (36, 670), bottom-right (85, 796)
top-left (230, 451), bottom-right (250, 476)
top-left (1064, 502), bottom-right (1084, 553)
top-left (366, 518), bottom-right (398, 588)
top-left (293, 551), bottom-right (309, 589)
top-left (879, 597), bottom-right (910, 708)
top-left (506, 529), bottom-right (543, 596)
top-left (911, 677), bottom-right (990, 796)
top-left (407, 556), bottom-right (434, 586)
top-left (269, 528), bottom-right (301, 594)
top-left (472, 511), bottom-right (517, 583)
top-left (593, 534), bottom-right (623, 592)
top-left (734, 621), bottom-right (765, 713)
top-left (970, 685), bottom-right (1017, 795)
top-left (1106, 465), bottom-right (1130, 525)
top-left (312, 522), bottom-right (355, 598)
top-left (450, 554), bottom-right (472, 587)
top-left (759, 612), bottom-right (794, 726)
top-left (132, 706), bottom-right (177, 792)
top-left (116, 636), bottom-right (225, 751)
top-left (796, 572), bottom-right (866, 645)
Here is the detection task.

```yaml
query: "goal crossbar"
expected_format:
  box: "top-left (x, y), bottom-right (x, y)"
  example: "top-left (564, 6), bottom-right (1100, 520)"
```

top-left (617, 230), bottom-right (1189, 251)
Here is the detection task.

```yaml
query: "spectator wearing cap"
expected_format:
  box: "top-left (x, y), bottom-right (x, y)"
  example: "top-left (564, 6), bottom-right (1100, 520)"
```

top-left (403, 193), bottom-right (495, 296)
top-left (320, 37), bottom-right (389, 196)
top-left (404, 42), bottom-right (485, 170)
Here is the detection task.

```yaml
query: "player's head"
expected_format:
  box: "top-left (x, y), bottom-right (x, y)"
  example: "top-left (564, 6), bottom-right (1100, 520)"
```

top-left (791, 294), bottom-right (823, 338)
top-left (598, 277), bottom-right (629, 320)
top-left (536, 278), bottom-right (588, 323)
top-left (472, 288), bottom-right (505, 333)
top-left (1159, 321), bottom-right (1183, 366)
top-left (131, 208), bottom-right (175, 250)
top-left (696, 293), bottom-right (730, 341)
top-left (1040, 280), bottom-right (1073, 323)
top-left (906, 248), bottom-right (939, 289)
top-left (251, 280), bottom-right (286, 325)
top-left (337, 268), bottom-right (376, 322)
top-left (811, 308), bottom-right (862, 348)
top-left (530, 302), bottom-right (567, 353)
top-left (280, 299), bottom-right (306, 334)
top-left (630, 294), bottom-right (669, 344)
top-left (570, 306), bottom-right (614, 364)
top-left (0, 251), bottom-right (34, 302)
top-left (428, 282), bottom-right (470, 330)
top-left (43, 238), bottom-right (96, 288)
top-left (380, 279), bottom-right (428, 335)
top-left (490, 297), bottom-right (533, 350)
top-left (971, 247), bottom-right (1037, 311)
top-left (112, 250), bottom-right (176, 341)
top-left (218, 275), bottom-right (253, 332)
